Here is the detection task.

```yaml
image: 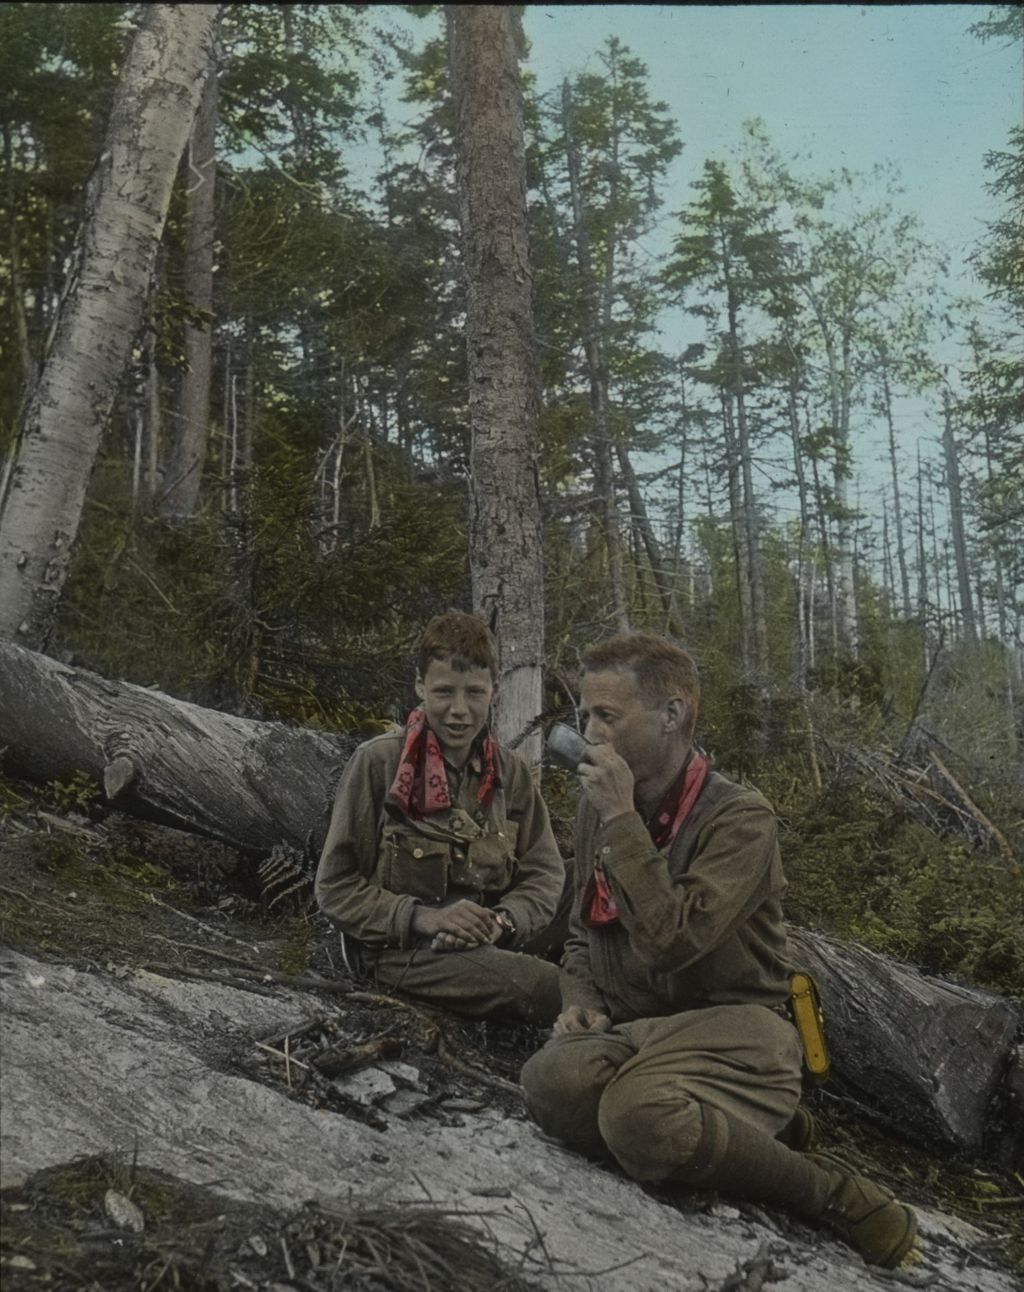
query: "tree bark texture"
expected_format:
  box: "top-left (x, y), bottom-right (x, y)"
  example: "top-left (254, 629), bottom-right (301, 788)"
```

top-left (0, 5), bottom-right (222, 649)
top-left (788, 927), bottom-right (1021, 1157)
top-left (448, 5), bottom-right (546, 758)
top-left (2, 641), bottom-right (1020, 1157)
top-left (0, 641), bottom-right (356, 853)
top-left (159, 52), bottom-right (219, 519)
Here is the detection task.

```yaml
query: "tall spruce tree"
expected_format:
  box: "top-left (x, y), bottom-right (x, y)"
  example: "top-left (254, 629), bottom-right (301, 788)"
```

top-left (664, 160), bottom-right (792, 679)
top-left (533, 38), bottom-right (682, 633)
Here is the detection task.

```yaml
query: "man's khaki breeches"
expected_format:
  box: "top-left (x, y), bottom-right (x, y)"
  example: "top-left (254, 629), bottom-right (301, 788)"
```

top-left (365, 943), bottom-right (562, 1026)
top-left (521, 1004), bottom-right (803, 1181)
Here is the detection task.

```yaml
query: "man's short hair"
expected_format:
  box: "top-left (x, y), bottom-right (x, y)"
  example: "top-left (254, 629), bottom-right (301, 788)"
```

top-left (582, 632), bottom-right (699, 741)
top-left (417, 611), bottom-right (499, 680)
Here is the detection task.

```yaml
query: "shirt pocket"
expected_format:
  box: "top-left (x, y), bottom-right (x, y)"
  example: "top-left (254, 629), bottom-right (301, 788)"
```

top-left (462, 820), bottom-right (519, 893)
top-left (378, 827), bottom-right (450, 903)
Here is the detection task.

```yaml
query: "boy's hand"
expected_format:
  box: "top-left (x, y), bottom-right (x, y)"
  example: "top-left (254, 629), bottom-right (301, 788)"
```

top-left (412, 899), bottom-right (498, 951)
top-left (553, 1005), bottom-right (612, 1035)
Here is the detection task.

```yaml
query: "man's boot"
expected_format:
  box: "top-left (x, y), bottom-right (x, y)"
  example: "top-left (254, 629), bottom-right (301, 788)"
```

top-left (807, 1151), bottom-right (918, 1270)
top-left (775, 1105), bottom-right (817, 1152)
top-left (668, 1107), bottom-right (918, 1269)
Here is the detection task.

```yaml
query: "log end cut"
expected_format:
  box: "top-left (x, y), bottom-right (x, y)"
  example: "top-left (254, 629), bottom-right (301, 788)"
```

top-left (103, 754), bottom-right (139, 800)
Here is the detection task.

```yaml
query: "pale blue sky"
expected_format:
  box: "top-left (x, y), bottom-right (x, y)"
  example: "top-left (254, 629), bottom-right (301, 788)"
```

top-left (514, 4), bottom-right (1022, 545)
top-left (365, 4), bottom-right (1021, 581)
top-left (522, 4), bottom-right (1020, 286)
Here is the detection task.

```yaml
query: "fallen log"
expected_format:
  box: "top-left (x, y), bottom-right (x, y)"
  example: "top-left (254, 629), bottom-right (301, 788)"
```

top-left (789, 928), bottom-right (1022, 1161)
top-left (0, 640), bottom-right (358, 851)
top-left (1, 642), bottom-right (1020, 1159)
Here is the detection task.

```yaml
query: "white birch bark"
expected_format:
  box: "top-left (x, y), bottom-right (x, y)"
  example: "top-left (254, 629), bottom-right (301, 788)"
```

top-left (159, 49), bottom-right (219, 519)
top-left (0, 5), bottom-right (222, 647)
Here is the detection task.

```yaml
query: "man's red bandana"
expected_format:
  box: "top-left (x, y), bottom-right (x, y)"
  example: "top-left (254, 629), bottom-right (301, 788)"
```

top-left (583, 751), bottom-right (710, 928)
top-left (386, 708), bottom-right (501, 820)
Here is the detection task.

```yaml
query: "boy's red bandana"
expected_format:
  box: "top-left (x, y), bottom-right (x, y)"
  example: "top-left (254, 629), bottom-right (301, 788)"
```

top-left (386, 708), bottom-right (501, 819)
top-left (583, 751), bottom-right (710, 928)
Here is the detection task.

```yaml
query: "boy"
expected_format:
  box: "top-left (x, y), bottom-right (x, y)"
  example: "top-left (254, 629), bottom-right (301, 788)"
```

top-left (315, 612), bottom-right (564, 1025)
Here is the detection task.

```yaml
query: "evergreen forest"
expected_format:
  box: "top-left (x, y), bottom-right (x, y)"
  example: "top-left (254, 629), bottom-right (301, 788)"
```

top-left (1, 3), bottom-right (1021, 999)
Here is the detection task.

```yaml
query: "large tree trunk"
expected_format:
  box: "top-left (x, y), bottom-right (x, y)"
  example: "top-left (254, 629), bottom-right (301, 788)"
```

top-left (448, 5), bottom-right (547, 758)
top-left (788, 927), bottom-right (1021, 1160)
top-left (159, 50), bottom-right (218, 519)
top-left (0, 642), bottom-right (355, 853)
top-left (1, 639), bottom-right (1020, 1160)
top-left (0, 5), bottom-right (222, 649)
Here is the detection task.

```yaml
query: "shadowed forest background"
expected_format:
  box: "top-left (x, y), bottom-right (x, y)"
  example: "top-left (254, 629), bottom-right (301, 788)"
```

top-left (1, 3), bottom-right (1021, 1000)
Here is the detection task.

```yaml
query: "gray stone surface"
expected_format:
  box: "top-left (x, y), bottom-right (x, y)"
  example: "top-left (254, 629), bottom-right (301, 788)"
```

top-left (0, 951), bottom-right (1016, 1291)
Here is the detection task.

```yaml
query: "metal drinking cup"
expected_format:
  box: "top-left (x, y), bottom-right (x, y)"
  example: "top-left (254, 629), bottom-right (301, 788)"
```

top-left (546, 721), bottom-right (590, 772)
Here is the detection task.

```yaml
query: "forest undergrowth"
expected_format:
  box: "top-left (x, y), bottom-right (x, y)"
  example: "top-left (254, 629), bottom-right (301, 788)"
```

top-left (44, 487), bottom-right (1024, 1004)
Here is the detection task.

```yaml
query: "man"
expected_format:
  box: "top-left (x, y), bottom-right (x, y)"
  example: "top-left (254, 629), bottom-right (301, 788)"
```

top-left (315, 611), bottom-right (564, 1026)
top-left (521, 633), bottom-right (917, 1268)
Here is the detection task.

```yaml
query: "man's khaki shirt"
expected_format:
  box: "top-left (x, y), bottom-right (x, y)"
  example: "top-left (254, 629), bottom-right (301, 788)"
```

top-left (315, 731), bottom-right (564, 950)
top-left (561, 769), bottom-right (793, 1022)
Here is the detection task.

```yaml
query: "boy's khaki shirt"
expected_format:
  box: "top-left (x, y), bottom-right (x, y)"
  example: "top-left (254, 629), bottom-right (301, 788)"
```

top-left (315, 731), bottom-right (564, 950)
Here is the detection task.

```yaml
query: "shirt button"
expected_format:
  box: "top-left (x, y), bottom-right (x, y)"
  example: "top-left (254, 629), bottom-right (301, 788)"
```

top-left (413, 848), bottom-right (424, 859)
top-left (601, 846), bottom-right (611, 855)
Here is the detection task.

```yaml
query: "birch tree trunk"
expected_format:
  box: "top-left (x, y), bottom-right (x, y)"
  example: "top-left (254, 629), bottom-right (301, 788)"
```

top-left (0, 4), bottom-right (222, 648)
top-left (448, 5), bottom-right (546, 759)
top-left (159, 49), bottom-right (219, 519)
